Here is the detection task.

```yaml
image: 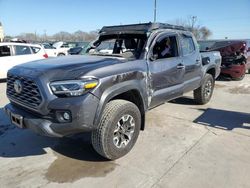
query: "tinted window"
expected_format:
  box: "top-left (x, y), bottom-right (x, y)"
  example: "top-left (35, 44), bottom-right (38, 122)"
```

top-left (15, 45), bottom-right (32, 55)
top-left (0, 45), bottom-right (11, 57)
top-left (43, 44), bottom-right (54, 49)
top-left (152, 35), bottom-right (179, 60)
top-left (31, 46), bottom-right (41, 53)
top-left (61, 44), bottom-right (69, 48)
top-left (181, 35), bottom-right (195, 55)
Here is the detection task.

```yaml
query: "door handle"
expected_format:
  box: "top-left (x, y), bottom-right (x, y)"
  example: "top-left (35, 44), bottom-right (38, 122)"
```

top-left (177, 64), bottom-right (185, 69)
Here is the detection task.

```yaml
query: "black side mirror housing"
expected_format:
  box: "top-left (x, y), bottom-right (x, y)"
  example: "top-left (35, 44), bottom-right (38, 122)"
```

top-left (150, 54), bottom-right (158, 61)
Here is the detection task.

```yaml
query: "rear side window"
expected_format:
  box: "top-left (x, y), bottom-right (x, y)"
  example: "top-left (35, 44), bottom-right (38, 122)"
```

top-left (43, 44), bottom-right (54, 49)
top-left (181, 35), bottom-right (195, 55)
top-left (31, 46), bottom-right (41, 54)
top-left (15, 45), bottom-right (32, 55)
top-left (0, 45), bottom-right (11, 57)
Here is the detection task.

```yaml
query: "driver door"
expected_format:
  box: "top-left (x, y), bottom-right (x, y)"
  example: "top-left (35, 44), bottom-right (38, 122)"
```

top-left (148, 33), bottom-right (185, 108)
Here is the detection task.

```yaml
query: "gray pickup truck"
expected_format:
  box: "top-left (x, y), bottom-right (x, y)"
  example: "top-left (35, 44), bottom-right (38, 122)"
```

top-left (4, 23), bottom-right (221, 160)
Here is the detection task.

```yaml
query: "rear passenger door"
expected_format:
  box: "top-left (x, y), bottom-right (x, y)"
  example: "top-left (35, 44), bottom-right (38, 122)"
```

top-left (14, 44), bottom-right (44, 62)
top-left (180, 34), bottom-right (202, 92)
top-left (148, 33), bottom-right (185, 108)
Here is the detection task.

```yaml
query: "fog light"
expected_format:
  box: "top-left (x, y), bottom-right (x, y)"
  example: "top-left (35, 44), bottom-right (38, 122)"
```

top-left (56, 111), bottom-right (72, 123)
top-left (63, 112), bottom-right (70, 120)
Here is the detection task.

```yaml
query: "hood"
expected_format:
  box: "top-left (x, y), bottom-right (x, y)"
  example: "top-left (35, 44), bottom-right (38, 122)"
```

top-left (210, 41), bottom-right (247, 57)
top-left (10, 55), bottom-right (124, 81)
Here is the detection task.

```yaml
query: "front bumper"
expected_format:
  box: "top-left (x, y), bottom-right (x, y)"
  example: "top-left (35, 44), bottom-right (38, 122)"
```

top-left (221, 64), bottom-right (246, 78)
top-left (4, 94), bottom-right (100, 137)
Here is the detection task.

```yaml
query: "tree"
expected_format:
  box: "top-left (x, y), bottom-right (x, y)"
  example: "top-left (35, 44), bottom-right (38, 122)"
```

top-left (171, 16), bottom-right (212, 40)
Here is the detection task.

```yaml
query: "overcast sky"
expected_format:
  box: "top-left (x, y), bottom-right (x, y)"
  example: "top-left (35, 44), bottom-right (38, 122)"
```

top-left (0, 0), bottom-right (249, 39)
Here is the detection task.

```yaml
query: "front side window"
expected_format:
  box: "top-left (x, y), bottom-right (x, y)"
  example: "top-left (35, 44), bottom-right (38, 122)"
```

top-left (0, 45), bottom-right (11, 57)
top-left (15, 45), bottom-right (32, 55)
top-left (152, 35), bottom-right (179, 60)
top-left (181, 35), bottom-right (195, 56)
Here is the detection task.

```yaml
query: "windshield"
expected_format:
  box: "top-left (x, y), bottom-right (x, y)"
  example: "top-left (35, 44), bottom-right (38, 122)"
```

top-left (82, 34), bottom-right (147, 59)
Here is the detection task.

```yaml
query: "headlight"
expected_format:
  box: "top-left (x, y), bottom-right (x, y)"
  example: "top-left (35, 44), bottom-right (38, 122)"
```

top-left (50, 79), bottom-right (98, 97)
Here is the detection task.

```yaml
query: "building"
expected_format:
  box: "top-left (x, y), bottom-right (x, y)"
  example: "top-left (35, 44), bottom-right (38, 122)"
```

top-left (0, 22), bottom-right (4, 42)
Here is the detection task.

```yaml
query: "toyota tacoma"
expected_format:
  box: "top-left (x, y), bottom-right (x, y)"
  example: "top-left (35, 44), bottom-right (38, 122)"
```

top-left (5, 23), bottom-right (221, 160)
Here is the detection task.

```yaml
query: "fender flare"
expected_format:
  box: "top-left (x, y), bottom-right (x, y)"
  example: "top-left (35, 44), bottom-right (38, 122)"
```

top-left (93, 80), bottom-right (147, 128)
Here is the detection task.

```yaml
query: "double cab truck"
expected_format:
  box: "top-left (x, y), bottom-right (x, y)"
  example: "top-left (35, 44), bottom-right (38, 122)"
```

top-left (5, 23), bottom-right (221, 160)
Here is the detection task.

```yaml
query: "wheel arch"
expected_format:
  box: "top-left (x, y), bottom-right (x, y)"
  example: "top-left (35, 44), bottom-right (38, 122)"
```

top-left (94, 83), bottom-right (147, 131)
top-left (206, 67), bottom-right (216, 79)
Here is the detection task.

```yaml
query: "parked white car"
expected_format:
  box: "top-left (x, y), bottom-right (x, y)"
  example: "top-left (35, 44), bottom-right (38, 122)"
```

top-left (0, 42), bottom-right (48, 79)
top-left (52, 41), bottom-right (70, 56)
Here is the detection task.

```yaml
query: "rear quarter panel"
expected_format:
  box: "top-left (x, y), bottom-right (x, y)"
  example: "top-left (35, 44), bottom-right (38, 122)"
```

top-left (200, 51), bottom-right (222, 78)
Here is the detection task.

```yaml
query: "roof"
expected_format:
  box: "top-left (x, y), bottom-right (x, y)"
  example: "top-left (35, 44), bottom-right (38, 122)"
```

top-left (198, 39), bottom-right (249, 42)
top-left (99, 22), bottom-right (187, 35)
top-left (0, 42), bottom-right (42, 47)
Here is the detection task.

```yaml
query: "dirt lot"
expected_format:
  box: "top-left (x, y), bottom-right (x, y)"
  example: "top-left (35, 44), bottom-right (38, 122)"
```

top-left (0, 75), bottom-right (250, 188)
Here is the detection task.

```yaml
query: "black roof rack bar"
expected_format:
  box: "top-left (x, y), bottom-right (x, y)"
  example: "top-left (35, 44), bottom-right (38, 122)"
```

top-left (99, 22), bottom-right (187, 34)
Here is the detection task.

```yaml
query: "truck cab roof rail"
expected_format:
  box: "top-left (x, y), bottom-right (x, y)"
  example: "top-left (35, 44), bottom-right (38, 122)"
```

top-left (99, 22), bottom-right (187, 34)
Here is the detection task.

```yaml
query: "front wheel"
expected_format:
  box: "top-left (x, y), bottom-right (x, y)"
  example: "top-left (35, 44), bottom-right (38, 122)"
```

top-left (193, 74), bottom-right (215, 105)
top-left (91, 99), bottom-right (141, 160)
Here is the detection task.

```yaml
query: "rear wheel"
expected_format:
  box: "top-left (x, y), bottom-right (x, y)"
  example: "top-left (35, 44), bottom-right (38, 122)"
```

top-left (57, 53), bottom-right (65, 56)
top-left (91, 99), bottom-right (141, 160)
top-left (193, 73), bottom-right (215, 105)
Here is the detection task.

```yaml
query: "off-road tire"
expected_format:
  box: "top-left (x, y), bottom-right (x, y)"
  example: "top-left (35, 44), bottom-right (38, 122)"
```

top-left (193, 73), bottom-right (215, 105)
top-left (91, 99), bottom-right (141, 160)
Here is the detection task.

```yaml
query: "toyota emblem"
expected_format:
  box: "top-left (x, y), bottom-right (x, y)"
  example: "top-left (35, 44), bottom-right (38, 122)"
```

top-left (14, 80), bottom-right (23, 94)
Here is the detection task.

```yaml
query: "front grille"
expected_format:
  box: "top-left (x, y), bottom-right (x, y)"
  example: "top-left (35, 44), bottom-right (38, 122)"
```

top-left (7, 74), bottom-right (42, 108)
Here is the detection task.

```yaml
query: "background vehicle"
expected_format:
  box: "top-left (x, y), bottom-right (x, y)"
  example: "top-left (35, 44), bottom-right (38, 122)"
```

top-left (52, 41), bottom-right (70, 56)
top-left (199, 39), bottom-right (250, 80)
top-left (68, 42), bottom-right (89, 55)
top-left (4, 23), bottom-right (221, 160)
top-left (0, 42), bottom-right (48, 79)
top-left (41, 43), bottom-right (58, 57)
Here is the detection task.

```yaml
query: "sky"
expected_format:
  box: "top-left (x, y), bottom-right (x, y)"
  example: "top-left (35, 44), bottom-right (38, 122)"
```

top-left (0, 0), bottom-right (249, 39)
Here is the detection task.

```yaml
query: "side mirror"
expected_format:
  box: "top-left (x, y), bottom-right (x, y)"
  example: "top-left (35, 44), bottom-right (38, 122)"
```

top-left (202, 57), bottom-right (210, 65)
top-left (150, 53), bottom-right (158, 61)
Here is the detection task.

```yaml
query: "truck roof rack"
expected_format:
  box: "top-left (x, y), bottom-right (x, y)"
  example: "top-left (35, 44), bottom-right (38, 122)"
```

top-left (99, 22), bottom-right (187, 34)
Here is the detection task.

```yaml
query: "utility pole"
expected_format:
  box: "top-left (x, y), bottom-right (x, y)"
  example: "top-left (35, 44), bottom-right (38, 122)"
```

top-left (191, 16), bottom-right (197, 30)
top-left (44, 29), bottom-right (47, 42)
top-left (154, 0), bottom-right (157, 22)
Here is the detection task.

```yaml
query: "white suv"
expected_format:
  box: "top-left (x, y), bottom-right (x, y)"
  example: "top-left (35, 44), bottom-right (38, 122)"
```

top-left (0, 42), bottom-right (48, 79)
